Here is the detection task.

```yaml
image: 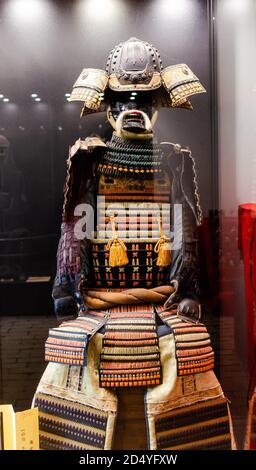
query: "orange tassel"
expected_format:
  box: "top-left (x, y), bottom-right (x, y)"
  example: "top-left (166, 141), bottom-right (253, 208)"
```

top-left (106, 216), bottom-right (129, 267)
top-left (154, 217), bottom-right (172, 267)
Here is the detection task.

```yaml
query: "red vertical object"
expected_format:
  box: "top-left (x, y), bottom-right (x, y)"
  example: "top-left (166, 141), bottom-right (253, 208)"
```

top-left (239, 204), bottom-right (256, 450)
top-left (238, 203), bottom-right (256, 375)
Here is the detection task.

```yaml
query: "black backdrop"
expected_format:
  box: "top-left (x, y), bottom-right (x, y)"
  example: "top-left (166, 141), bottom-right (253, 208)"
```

top-left (0, 0), bottom-right (215, 281)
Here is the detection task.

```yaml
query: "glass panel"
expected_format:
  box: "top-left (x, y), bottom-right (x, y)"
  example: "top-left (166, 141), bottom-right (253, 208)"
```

top-left (2, 0), bottom-right (251, 452)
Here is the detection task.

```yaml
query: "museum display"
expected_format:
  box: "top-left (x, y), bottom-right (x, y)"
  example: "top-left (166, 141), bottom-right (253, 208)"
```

top-left (32, 37), bottom-right (235, 450)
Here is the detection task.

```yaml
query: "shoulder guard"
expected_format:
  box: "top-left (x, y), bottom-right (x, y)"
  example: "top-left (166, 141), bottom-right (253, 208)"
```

top-left (63, 137), bottom-right (105, 222)
top-left (70, 136), bottom-right (106, 158)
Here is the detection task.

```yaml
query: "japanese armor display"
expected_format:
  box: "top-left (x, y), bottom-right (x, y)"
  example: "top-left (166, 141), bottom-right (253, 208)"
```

top-left (33, 38), bottom-right (235, 450)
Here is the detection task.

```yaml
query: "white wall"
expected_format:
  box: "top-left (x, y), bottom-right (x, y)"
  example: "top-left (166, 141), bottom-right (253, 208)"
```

top-left (217, 0), bottom-right (256, 212)
top-left (217, 0), bottom-right (256, 365)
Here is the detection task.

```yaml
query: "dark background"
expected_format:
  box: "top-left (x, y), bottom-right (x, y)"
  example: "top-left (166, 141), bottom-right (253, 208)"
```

top-left (0, 0), bottom-right (215, 308)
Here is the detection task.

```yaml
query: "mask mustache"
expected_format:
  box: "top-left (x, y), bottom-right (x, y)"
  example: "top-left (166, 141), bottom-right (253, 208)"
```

top-left (115, 109), bottom-right (152, 134)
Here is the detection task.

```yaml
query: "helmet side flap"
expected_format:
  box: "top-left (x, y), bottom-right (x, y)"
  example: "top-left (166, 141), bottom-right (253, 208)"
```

top-left (161, 64), bottom-right (206, 108)
top-left (69, 68), bottom-right (108, 116)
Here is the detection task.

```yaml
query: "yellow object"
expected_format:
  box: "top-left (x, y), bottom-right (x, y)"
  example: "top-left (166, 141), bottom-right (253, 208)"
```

top-left (0, 405), bottom-right (39, 450)
top-left (107, 238), bottom-right (129, 267)
top-left (154, 218), bottom-right (172, 267)
top-left (16, 408), bottom-right (39, 450)
top-left (106, 216), bottom-right (129, 267)
top-left (0, 405), bottom-right (16, 450)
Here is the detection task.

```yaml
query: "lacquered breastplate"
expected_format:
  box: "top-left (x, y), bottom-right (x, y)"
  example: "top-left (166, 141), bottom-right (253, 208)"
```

top-left (91, 169), bottom-right (173, 288)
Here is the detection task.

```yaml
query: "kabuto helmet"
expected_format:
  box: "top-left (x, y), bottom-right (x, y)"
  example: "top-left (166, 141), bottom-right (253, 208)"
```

top-left (105, 37), bottom-right (163, 91)
top-left (69, 37), bottom-right (206, 116)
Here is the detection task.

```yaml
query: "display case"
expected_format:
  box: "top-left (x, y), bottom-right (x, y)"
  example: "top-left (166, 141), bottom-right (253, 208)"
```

top-left (0, 0), bottom-right (255, 453)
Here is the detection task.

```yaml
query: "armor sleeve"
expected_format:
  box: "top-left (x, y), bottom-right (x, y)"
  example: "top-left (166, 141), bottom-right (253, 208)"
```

top-left (162, 142), bottom-right (202, 300)
top-left (52, 137), bottom-right (105, 321)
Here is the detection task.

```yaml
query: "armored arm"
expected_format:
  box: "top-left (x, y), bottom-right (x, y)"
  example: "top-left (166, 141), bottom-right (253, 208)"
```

top-left (52, 137), bottom-right (105, 321)
top-left (52, 218), bottom-right (85, 322)
top-left (162, 143), bottom-right (202, 316)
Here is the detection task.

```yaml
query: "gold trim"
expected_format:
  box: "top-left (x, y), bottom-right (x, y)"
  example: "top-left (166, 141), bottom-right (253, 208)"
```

top-left (108, 72), bottom-right (162, 92)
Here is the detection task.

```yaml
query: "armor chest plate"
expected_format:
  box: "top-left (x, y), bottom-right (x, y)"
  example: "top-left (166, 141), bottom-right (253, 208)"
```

top-left (91, 172), bottom-right (173, 288)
